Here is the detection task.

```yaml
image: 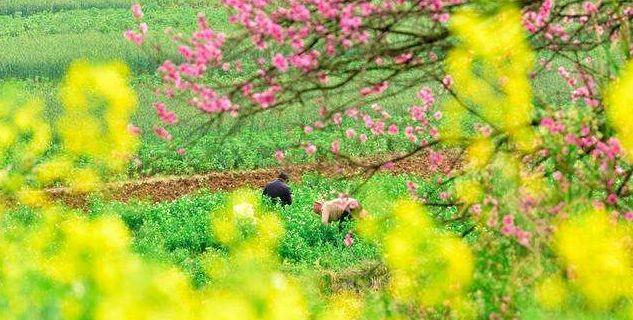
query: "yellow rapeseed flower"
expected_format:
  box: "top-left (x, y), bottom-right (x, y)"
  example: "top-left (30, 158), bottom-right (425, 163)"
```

top-left (535, 276), bottom-right (568, 310)
top-left (35, 156), bottom-right (74, 184)
top-left (0, 208), bottom-right (202, 320)
top-left (58, 60), bottom-right (139, 180)
top-left (466, 138), bottom-right (495, 170)
top-left (67, 167), bottom-right (102, 193)
top-left (446, 7), bottom-right (537, 152)
top-left (202, 191), bottom-right (309, 320)
top-left (520, 171), bottom-right (548, 199)
top-left (554, 210), bottom-right (633, 310)
top-left (0, 85), bottom-right (51, 166)
top-left (384, 201), bottom-right (474, 314)
top-left (319, 291), bottom-right (364, 320)
top-left (455, 178), bottom-right (483, 204)
top-left (0, 84), bottom-right (52, 205)
top-left (606, 60), bottom-right (633, 161)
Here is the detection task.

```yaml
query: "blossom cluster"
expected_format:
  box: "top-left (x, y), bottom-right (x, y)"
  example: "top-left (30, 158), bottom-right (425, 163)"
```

top-left (124, 1), bottom-right (458, 151)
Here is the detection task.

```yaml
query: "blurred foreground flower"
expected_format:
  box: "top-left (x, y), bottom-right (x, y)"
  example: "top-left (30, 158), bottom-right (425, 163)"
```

top-left (367, 200), bottom-right (475, 317)
top-left (553, 210), bottom-right (633, 311)
top-left (206, 189), bottom-right (309, 319)
top-left (606, 60), bottom-right (633, 161)
top-left (0, 84), bottom-right (51, 204)
top-left (0, 208), bottom-right (200, 319)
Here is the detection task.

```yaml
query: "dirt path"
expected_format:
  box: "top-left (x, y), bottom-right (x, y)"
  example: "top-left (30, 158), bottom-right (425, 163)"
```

top-left (48, 151), bottom-right (460, 208)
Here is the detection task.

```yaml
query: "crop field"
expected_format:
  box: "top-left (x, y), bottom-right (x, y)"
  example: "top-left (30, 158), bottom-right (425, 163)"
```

top-left (0, 0), bottom-right (591, 177)
top-left (1, 0), bottom-right (632, 319)
top-left (0, 0), bottom-right (579, 176)
top-left (1, 0), bottom-right (434, 176)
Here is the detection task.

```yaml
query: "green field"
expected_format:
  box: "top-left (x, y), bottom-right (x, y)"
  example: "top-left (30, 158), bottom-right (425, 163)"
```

top-left (0, 0), bottom-right (434, 177)
top-left (0, 0), bottom-right (584, 177)
top-left (0, 0), bottom-right (129, 16)
top-left (0, 1), bottom-right (230, 79)
top-left (7, 173), bottom-right (517, 311)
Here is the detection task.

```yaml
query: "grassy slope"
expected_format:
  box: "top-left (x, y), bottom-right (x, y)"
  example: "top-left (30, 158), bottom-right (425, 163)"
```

top-left (0, 2), bottom-right (229, 79)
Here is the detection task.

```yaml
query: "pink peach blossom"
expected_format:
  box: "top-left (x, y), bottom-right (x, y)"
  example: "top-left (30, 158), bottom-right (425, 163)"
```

top-left (127, 124), bottom-right (141, 136)
top-left (305, 143), bottom-right (317, 155)
top-left (275, 150), bottom-right (285, 162)
top-left (331, 140), bottom-right (340, 154)
top-left (131, 3), bottom-right (143, 19)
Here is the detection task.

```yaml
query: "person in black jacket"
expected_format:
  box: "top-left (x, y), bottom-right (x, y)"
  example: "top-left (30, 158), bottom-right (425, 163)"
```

top-left (263, 172), bottom-right (292, 206)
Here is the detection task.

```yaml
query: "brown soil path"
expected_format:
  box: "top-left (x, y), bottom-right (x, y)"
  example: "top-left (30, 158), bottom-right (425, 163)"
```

top-left (48, 151), bottom-right (460, 208)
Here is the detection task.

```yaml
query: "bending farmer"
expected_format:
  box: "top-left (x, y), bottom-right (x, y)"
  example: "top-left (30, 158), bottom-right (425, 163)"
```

top-left (263, 172), bottom-right (292, 206)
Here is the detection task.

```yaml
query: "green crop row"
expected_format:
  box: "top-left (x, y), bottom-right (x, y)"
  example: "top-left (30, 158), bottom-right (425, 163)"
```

top-left (0, 5), bottom-right (230, 37)
top-left (0, 0), bottom-right (129, 16)
top-left (0, 0), bottom-right (214, 16)
top-left (0, 32), bottom-right (178, 79)
top-left (0, 2), bottom-right (230, 79)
